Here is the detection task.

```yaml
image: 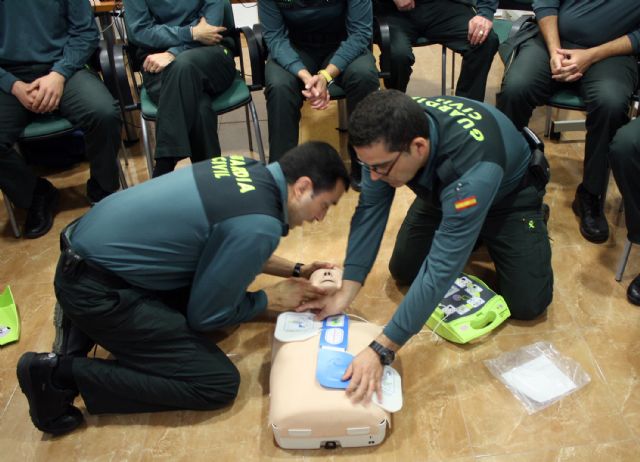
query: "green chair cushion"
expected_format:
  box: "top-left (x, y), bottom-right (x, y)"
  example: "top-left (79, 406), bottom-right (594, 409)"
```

top-left (549, 89), bottom-right (585, 110)
top-left (20, 115), bottom-right (74, 139)
top-left (140, 75), bottom-right (251, 120)
top-left (493, 18), bottom-right (513, 44)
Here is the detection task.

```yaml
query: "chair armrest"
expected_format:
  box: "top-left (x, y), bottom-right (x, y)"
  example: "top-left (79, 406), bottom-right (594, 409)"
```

top-left (510, 14), bottom-right (535, 39)
top-left (373, 16), bottom-right (391, 80)
top-left (239, 25), bottom-right (264, 91)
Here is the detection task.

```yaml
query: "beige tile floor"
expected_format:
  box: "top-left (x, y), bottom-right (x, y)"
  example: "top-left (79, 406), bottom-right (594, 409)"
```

top-left (1, 45), bottom-right (640, 461)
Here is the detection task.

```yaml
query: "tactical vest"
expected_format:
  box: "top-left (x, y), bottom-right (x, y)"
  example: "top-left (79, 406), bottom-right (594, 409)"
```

top-left (407, 96), bottom-right (508, 202)
top-left (193, 156), bottom-right (287, 235)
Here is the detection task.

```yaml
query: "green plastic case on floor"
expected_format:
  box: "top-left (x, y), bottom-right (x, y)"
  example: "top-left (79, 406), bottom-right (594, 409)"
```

top-left (0, 286), bottom-right (20, 345)
top-left (427, 274), bottom-right (510, 344)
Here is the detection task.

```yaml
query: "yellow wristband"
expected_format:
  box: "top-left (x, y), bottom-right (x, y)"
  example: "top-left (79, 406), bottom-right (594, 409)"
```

top-left (318, 69), bottom-right (333, 84)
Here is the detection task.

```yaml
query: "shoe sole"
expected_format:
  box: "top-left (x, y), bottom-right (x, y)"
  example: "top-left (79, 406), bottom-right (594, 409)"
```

top-left (571, 198), bottom-right (609, 244)
top-left (16, 352), bottom-right (82, 436)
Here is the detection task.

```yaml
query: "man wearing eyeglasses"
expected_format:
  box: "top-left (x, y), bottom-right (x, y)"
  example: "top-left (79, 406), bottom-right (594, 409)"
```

top-left (299, 90), bottom-right (553, 404)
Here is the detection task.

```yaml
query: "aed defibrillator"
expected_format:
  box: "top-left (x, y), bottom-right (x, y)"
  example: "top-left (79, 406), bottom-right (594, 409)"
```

top-left (426, 273), bottom-right (510, 343)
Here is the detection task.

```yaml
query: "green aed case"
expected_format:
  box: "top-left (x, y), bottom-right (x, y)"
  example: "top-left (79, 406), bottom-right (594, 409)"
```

top-left (0, 286), bottom-right (20, 346)
top-left (426, 274), bottom-right (510, 344)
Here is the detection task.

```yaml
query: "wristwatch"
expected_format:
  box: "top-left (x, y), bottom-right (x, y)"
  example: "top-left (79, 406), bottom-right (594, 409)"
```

top-left (292, 262), bottom-right (304, 277)
top-left (369, 340), bottom-right (395, 365)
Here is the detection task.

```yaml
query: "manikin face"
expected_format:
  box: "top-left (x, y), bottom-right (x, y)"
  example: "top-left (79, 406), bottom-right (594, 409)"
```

top-left (309, 267), bottom-right (343, 290)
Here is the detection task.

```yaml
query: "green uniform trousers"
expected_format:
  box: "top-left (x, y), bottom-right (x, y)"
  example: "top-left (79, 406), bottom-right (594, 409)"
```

top-left (0, 64), bottom-right (121, 209)
top-left (373, 0), bottom-right (499, 101)
top-left (264, 45), bottom-right (379, 162)
top-left (609, 117), bottom-right (640, 244)
top-left (496, 34), bottom-right (638, 197)
top-left (389, 185), bottom-right (553, 320)
top-left (54, 254), bottom-right (240, 415)
top-left (143, 45), bottom-right (236, 162)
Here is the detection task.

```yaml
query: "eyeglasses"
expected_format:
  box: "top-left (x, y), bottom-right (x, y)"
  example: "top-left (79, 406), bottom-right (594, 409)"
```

top-left (356, 151), bottom-right (403, 176)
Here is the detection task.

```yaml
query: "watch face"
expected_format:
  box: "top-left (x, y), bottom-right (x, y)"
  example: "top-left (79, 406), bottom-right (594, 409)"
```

top-left (381, 350), bottom-right (394, 365)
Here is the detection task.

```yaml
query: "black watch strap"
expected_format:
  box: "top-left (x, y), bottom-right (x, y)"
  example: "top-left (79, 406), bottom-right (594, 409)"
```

top-left (369, 340), bottom-right (395, 365)
top-left (292, 262), bottom-right (304, 277)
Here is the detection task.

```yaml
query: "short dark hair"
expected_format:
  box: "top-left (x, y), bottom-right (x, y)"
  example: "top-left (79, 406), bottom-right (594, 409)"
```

top-left (349, 90), bottom-right (430, 152)
top-left (278, 141), bottom-right (350, 193)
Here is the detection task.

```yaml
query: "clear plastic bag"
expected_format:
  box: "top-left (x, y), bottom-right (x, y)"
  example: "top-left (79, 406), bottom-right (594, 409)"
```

top-left (484, 341), bottom-right (591, 414)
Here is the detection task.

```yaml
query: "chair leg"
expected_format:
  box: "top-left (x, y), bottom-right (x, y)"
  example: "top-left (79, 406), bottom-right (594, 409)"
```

top-left (544, 106), bottom-right (552, 137)
top-left (440, 45), bottom-right (447, 96)
top-left (248, 100), bottom-right (266, 164)
top-left (117, 141), bottom-right (129, 190)
top-left (140, 116), bottom-right (154, 178)
top-left (2, 190), bottom-right (21, 238)
top-left (615, 240), bottom-right (633, 282)
top-left (450, 50), bottom-right (455, 92)
top-left (337, 99), bottom-right (348, 132)
top-left (244, 105), bottom-right (254, 153)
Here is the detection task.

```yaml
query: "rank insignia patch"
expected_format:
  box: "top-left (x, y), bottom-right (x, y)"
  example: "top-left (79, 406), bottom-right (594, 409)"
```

top-left (454, 196), bottom-right (478, 211)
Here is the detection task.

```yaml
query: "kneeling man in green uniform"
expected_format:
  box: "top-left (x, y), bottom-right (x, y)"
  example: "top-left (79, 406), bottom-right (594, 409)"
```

top-left (301, 90), bottom-right (553, 403)
top-left (17, 141), bottom-right (349, 435)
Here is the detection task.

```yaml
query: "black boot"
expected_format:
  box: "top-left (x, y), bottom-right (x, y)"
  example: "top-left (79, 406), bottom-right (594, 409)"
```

top-left (23, 178), bottom-right (59, 239)
top-left (627, 274), bottom-right (640, 306)
top-left (16, 352), bottom-right (83, 435)
top-left (86, 177), bottom-right (113, 206)
top-left (572, 184), bottom-right (609, 243)
top-left (152, 157), bottom-right (179, 178)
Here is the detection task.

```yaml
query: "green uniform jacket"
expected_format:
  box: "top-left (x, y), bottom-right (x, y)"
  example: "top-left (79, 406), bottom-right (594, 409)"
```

top-left (258, 0), bottom-right (372, 75)
top-left (70, 158), bottom-right (290, 332)
top-left (124, 0), bottom-right (227, 57)
top-left (0, 0), bottom-right (99, 93)
top-left (344, 96), bottom-right (531, 346)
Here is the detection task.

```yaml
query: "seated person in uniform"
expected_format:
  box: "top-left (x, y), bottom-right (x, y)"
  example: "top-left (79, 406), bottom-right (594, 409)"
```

top-left (125, 0), bottom-right (237, 177)
top-left (608, 117), bottom-right (640, 306)
top-left (16, 141), bottom-right (350, 436)
top-left (373, 0), bottom-right (499, 101)
top-left (300, 91), bottom-right (553, 403)
top-left (0, 0), bottom-right (122, 238)
top-left (258, 0), bottom-right (380, 190)
top-left (497, 0), bottom-right (640, 244)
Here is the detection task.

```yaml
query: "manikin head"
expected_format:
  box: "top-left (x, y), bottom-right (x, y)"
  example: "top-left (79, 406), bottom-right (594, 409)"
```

top-left (309, 267), bottom-right (343, 290)
top-left (279, 142), bottom-right (350, 229)
top-left (349, 90), bottom-right (431, 188)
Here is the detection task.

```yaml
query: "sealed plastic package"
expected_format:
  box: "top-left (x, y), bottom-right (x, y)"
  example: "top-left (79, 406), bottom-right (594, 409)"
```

top-left (484, 341), bottom-right (591, 414)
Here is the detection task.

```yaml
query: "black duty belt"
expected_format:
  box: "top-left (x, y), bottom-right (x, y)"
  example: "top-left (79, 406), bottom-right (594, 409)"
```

top-left (59, 222), bottom-right (130, 289)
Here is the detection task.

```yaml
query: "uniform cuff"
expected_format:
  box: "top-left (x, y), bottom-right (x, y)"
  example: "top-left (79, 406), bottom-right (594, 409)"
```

top-left (534, 8), bottom-right (558, 20)
top-left (382, 321), bottom-right (412, 347)
top-left (343, 264), bottom-right (368, 284)
top-left (0, 73), bottom-right (18, 94)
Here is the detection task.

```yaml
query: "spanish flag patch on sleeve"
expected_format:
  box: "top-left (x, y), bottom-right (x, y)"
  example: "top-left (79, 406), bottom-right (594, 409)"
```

top-left (454, 195), bottom-right (478, 211)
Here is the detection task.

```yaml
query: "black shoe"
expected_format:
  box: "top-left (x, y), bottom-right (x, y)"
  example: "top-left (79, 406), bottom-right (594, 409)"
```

top-left (86, 178), bottom-right (113, 206)
top-left (23, 178), bottom-right (59, 239)
top-left (572, 184), bottom-right (609, 243)
top-left (16, 352), bottom-right (83, 435)
top-left (152, 157), bottom-right (179, 178)
top-left (627, 274), bottom-right (640, 306)
top-left (52, 302), bottom-right (95, 357)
